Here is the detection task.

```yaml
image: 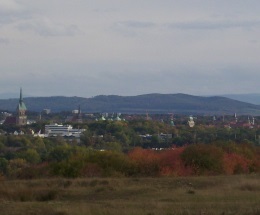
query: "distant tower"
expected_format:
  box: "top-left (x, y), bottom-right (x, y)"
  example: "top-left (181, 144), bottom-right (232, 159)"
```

top-left (76, 105), bottom-right (83, 123)
top-left (169, 113), bottom-right (175, 126)
top-left (115, 113), bottom-right (122, 121)
top-left (146, 110), bottom-right (151, 120)
top-left (213, 116), bottom-right (216, 121)
top-left (234, 113), bottom-right (238, 123)
top-left (188, 116), bottom-right (195, 128)
top-left (16, 88), bottom-right (27, 125)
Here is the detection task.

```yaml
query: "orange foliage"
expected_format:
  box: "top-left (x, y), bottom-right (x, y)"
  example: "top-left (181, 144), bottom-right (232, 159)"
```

top-left (128, 147), bottom-right (193, 176)
top-left (223, 153), bottom-right (251, 175)
top-left (129, 145), bottom-right (260, 177)
top-left (158, 147), bottom-right (193, 176)
top-left (128, 148), bottom-right (160, 176)
top-left (128, 147), bottom-right (159, 163)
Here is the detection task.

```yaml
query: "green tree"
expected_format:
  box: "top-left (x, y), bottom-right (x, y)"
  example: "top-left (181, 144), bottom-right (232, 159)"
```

top-left (18, 149), bottom-right (41, 164)
top-left (0, 157), bottom-right (8, 175)
top-left (80, 130), bottom-right (95, 147)
top-left (7, 158), bottom-right (28, 178)
top-left (102, 142), bottom-right (122, 152)
top-left (181, 144), bottom-right (224, 175)
top-left (48, 145), bottom-right (72, 162)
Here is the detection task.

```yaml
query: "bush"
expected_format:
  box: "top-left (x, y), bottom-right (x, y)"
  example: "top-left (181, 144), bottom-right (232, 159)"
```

top-left (128, 148), bottom-right (160, 176)
top-left (0, 157), bottom-right (8, 174)
top-left (181, 144), bottom-right (224, 175)
top-left (50, 150), bottom-right (136, 178)
top-left (7, 158), bottom-right (28, 178)
top-left (158, 147), bottom-right (193, 176)
top-left (88, 150), bottom-right (137, 177)
top-left (17, 149), bottom-right (41, 164)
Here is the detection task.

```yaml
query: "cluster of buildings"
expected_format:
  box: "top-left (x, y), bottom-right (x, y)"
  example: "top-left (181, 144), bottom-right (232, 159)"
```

top-left (1, 89), bottom-right (259, 137)
top-left (96, 113), bottom-right (124, 122)
top-left (3, 88), bottom-right (27, 126)
top-left (1, 89), bottom-right (85, 139)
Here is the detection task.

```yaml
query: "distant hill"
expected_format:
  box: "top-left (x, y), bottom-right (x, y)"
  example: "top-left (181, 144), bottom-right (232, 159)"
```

top-left (221, 94), bottom-right (260, 105)
top-left (1, 93), bottom-right (260, 115)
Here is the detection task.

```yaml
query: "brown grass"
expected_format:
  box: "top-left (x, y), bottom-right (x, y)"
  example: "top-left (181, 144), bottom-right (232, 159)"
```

top-left (0, 175), bottom-right (259, 215)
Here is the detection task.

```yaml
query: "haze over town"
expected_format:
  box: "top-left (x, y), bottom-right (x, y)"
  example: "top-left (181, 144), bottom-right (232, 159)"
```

top-left (0, 0), bottom-right (260, 97)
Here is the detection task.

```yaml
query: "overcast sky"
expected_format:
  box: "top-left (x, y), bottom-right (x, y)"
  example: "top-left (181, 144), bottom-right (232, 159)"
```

top-left (0, 0), bottom-right (260, 98)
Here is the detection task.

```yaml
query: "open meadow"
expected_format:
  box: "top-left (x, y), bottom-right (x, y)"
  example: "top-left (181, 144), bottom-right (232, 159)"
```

top-left (0, 174), bottom-right (259, 215)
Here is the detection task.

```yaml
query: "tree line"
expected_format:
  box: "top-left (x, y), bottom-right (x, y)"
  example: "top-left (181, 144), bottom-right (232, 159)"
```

top-left (0, 120), bottom-right (259, 179)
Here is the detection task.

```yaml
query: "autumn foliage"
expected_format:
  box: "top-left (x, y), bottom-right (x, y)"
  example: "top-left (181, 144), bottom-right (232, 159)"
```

top-left (127, 143), bottom-right (260, 177)
top-left (0, 143), bottom-right (259, 179)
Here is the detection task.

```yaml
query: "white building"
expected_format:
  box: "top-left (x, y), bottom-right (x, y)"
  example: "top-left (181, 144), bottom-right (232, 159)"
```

top-left (45, 123), bottom-right (85, 137)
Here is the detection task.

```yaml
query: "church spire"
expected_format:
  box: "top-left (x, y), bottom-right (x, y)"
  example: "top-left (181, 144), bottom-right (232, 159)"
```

top-left (16, 88), bottom-right (27, 125)
top-left (78, 105), bottom-right (81, 114)
top-left (20, 87), bottom-right (23, 103)
top-left (17, 88), bottom-right (26, 111)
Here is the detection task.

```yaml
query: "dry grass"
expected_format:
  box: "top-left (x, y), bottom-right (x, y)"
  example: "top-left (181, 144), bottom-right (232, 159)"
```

top-left (0, 175), bottom-right (259, 215)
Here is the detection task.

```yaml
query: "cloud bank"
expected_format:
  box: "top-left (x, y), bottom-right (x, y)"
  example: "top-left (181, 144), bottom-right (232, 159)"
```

top-left (0, 0), bottom-right (259, 97)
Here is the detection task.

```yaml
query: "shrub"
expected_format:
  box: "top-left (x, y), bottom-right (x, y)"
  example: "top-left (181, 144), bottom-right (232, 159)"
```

top-left (0, 157), bottom-right (8, 174)
top-left (128, 148), bottom-right (160, 176)
top-left (7, 158), bottom-right (28, 178)
top-left (50, 150), bottom-right (136, 178)
top-left (17, 148), bottom-right (41, 164)
top-left (17, 162), bottom-right (50, 179)
top-left (181, 144), bottom-right (224, 175)
top-left (223, 153), bottom-right (251, 175)
top-left (88, 150), bottom-right (137, 177)
top-left (158, 147), bottom-right (193, 176)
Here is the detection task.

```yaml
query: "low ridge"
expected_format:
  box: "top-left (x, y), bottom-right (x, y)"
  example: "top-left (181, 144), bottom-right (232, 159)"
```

top-left (0, 93), bottom-right (259, 115)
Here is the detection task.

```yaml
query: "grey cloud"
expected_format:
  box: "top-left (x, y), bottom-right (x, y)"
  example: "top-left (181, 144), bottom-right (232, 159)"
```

top-left (113, 19), bottom-right (260, 35)
top-left (0, 0), bottom-right (23, 15)
top-left (116, 21), bottom-right (156, 28)
top-left (111, 21), bottom-right (157, 37)
top-left (249, 40), bottom-right (258, 44)
top-left (16, 20), bottom-right (80, 37)
top-left (0, 0), bottom-right (31, 25)
top-left (0, 1), bottom-right (80, 36)
top-left (1, 1), bottom-right (260, 96)
top-left (0, 38), bottom-right (9, 44)
top-left (168, 20), bottom-right (260, 30)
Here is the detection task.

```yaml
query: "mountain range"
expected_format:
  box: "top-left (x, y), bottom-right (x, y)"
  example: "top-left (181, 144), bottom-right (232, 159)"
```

top-left (0, 93), bottom-right (260, 115)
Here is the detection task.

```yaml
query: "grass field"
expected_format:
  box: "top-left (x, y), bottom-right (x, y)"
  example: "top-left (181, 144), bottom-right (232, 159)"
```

top-left (0, 174), bottom-right (259, 215)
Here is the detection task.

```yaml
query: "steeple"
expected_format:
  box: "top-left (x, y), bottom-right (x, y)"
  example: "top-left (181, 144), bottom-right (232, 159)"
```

top-left (17, 88), bottom-right (27, 111)
top-left (78, 105), bottom-right (81, 114)
top-left (16, 88), bottom-right (27, 125)
top-left (76, 105), bottom-right (83, 123)
top-left (20, 87), bottom-right (23, 104)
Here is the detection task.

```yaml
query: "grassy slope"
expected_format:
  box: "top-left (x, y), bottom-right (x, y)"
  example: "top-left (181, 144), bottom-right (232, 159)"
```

top-left (0, 175), bottom-right (259, 215)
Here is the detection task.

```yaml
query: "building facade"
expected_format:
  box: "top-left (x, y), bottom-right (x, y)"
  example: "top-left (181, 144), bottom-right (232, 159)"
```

top-left (45, 123), bottom-right (85, 137)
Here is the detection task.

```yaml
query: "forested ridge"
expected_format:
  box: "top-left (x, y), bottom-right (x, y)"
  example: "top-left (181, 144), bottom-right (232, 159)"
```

top-left (0, 93), bottom-right (260, 114)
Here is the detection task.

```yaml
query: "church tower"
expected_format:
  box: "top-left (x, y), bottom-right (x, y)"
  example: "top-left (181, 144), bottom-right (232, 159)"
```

top-left (16, 88), bottom-right (27, 126)
top-left (75, 105), bottom-right (83, 123)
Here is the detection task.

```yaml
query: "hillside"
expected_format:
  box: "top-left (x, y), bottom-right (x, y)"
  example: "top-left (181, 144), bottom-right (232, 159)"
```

top-left (0, 93), bottom-right (260, 115)
top-left (222, 93), bottom-right (260, 105)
